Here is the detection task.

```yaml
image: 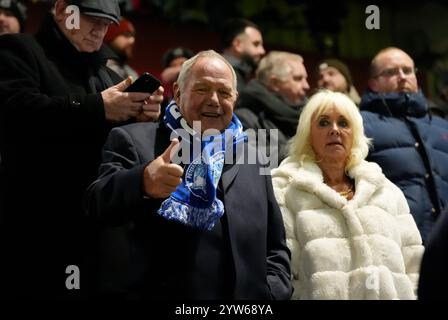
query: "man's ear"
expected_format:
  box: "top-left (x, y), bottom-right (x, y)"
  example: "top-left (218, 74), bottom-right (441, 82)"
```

top-left (54, 0), bottom-right (73, 24)
top-left (368, 78), bottom-right (378, 92)
top-left (53, 0), bottom-right (68, 23)
top-left (267, 75), bottom-right (280, 92)
top-left (232, 36), bottom-right (243, 55)
top-left (173, 82), bottom-right (181, 104)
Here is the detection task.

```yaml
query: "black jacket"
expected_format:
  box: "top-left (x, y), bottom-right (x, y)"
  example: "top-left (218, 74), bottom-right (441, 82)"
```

top-left (223, 54), bottom-right (254, 92)
top-left (0, 15), bottom-right (123, 298)
top-left (235, 80), bottom-right (304, 162)
top-left (85, 122), bottom-right (292, 300)
top-left (418, 209), bottom-right (448, 299)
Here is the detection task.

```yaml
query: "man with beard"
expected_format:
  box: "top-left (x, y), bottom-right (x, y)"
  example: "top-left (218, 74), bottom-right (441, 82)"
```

top-left (104, 17), bottom-right (139, 80)
top-left (235, 51), bottom-right (310, 162)
top-left (360, 47), bottom-right (448, 244)
top-left (221, 18), bottom-right (265, 91)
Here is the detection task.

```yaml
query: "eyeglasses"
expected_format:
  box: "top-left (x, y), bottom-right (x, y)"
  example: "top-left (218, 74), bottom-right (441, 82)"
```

top-left (374, 66), bottom-right (417, 78)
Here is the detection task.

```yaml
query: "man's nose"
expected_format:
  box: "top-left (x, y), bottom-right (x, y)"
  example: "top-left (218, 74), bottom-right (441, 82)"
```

top-left (209, 90), bottom-right (220, 104)
top-left (303, 79), bottom-right (310, 91)
top-left (397, 68), bottom-right (407, 80)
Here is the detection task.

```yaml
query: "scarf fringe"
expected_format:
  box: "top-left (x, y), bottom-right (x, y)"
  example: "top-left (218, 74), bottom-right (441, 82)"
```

top-left (158, 197), bottom-right (225, 231)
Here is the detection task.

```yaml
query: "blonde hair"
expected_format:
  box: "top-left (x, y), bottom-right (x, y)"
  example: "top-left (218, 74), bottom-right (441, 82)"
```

top-left (288, 90), bottom-right (371, 170)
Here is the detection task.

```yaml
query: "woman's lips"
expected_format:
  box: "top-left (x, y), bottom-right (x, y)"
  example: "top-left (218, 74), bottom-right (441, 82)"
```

top-left (327, 141), bottom-right (343, 146)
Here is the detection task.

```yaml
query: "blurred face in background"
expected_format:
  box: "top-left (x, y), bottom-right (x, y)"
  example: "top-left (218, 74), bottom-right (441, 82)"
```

top-left (369, 48), bottom-right (418, 93)
top-left (110, 32), bottom-right (136, 59)
top-left (160, 57), bottom-right (190, 99)
top-left (270, 59), bottom-right (310, 105)
top-left (169, 57), bottom-right (188, 69)
top-left (318, 67), bottom-right (349, 93)
top-left (234, 26), bottom-right (265, 68)
top-left (0, 8), bottom-right (20, 35)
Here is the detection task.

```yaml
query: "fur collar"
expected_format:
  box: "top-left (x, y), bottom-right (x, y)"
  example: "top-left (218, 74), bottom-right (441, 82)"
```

top-left (273, 158), bottom-right (386, 210)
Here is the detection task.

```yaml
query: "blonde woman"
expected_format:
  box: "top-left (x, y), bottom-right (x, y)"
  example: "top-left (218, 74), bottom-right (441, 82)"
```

top-left (272, 90), bottom-right (423, 299)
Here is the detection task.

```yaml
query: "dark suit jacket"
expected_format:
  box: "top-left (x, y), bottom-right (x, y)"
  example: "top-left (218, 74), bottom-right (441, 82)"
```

top-left (85, 122), bottom-right (292, 300)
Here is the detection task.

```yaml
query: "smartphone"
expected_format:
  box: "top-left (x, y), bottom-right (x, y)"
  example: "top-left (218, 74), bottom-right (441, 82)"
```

top-left (124, 72), bottom-right (161, 94)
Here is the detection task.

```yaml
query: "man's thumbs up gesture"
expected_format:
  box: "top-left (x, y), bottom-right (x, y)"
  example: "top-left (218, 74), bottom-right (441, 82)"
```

top-left (143, 138), bottom-right (184, 199)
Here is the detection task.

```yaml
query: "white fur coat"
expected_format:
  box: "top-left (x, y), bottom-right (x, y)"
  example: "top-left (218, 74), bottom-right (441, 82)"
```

top-left (272, 158), bottom-right (424, 300)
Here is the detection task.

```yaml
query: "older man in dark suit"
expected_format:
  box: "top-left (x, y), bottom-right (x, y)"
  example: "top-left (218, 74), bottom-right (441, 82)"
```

top-left (85, 50), bottom-right (292, 300)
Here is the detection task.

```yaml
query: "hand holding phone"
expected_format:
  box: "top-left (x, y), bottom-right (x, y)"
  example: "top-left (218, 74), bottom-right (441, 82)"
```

top-left (124, 72), bottom-right (162, 94)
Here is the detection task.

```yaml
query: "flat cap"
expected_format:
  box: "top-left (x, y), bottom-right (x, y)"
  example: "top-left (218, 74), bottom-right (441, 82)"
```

top-left (69, 0), bottom-right (120, 25)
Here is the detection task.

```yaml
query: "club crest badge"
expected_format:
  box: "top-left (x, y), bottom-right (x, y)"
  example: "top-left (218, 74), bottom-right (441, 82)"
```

top-left (185, 151), bottom-right (225, 201)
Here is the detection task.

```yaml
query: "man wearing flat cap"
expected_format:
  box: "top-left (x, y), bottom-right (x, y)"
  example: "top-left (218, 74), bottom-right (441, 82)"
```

top-left (0, 0), bottom-right (26, 34)
top-left (0, 0), bottom-right (163, 298)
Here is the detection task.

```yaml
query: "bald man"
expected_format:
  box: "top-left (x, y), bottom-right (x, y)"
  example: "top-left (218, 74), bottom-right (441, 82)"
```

top-left (360, 47), bottom-right (448, 244)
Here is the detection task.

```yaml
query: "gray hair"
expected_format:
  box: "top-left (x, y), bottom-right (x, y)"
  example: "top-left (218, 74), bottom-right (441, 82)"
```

top-left (256, 51), bottom-right (303, 85)
top-left (177, 50), bottom-right (237, 91)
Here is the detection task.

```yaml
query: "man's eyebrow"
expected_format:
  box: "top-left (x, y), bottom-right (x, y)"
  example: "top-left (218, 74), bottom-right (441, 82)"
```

top-left (192, 81), bottom-right (209, 86)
